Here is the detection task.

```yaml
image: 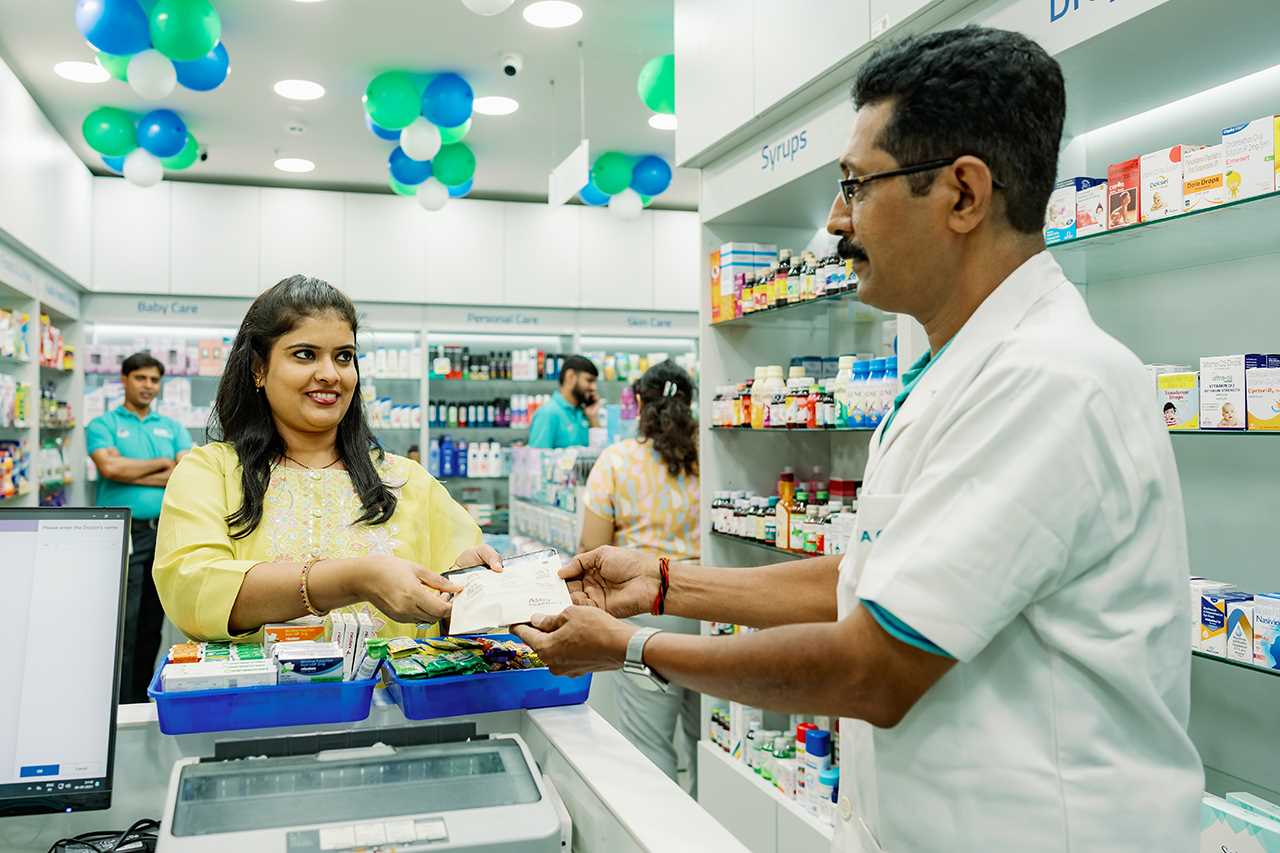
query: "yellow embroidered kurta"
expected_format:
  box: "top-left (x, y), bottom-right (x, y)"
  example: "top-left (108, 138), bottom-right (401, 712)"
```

top-left (155, 442), bottom-right (482, 641)
top-left (583, 438), bottom-right (700, 562)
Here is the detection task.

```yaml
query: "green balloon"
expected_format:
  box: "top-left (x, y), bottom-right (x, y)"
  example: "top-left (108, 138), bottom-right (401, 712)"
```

top-left (82, 107), bottom-right (137, 157)
top-left (96, 51), bottom-right (131, 82)
top-left (640, 194), bottom-right (653, 208)
top-left (433, 142), bottom-right (476, 187)
top-left (637, 53), bottom-right (675, 115)
top-left (150, 0), bottom-right (221, 62)
top-left (438, 118), bottom-right (471, 144)
top-left (389, 177), bottom-right (417, 197)
top-left (365, 71), bottom-right (420, 131)
top-left (161, 133), bottom-right (199, 170)
top-left (592, 151), bottom-right (633, 195)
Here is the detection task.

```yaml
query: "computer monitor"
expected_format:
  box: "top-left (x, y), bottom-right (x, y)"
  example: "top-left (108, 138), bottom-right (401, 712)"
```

top-left (0, 508), bottom-right (129, 818)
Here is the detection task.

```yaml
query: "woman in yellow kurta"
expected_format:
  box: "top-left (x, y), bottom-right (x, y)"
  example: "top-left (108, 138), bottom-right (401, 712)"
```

top-left (155, 274), bottom-right (499, 642)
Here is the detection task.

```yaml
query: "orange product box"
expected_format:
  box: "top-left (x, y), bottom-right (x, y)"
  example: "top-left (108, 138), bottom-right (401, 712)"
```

top-left (263, 620), bottom-right (326, 651)
top-left (709, 249), bottom-right (726, 323)
top-left (1107, 157), bottom-right (1141, 228)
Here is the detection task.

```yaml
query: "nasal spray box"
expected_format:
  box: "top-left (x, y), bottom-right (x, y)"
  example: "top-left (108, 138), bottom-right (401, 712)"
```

top-left (1222, 116), bottom-right (1277, 201)
top-left (1141, 145), bottom-right (1204, 221)
top-left (1183, 144), bottom-right (1226, 212)
top-left (1201, 592), bottom-right (1253, 657)
top-left (1158, 372), bottom-right (1199, 430)
top-left (1254, 594), bottom-right (1280, 671)
top-left (1201, 355), bottom-right (1266, 430)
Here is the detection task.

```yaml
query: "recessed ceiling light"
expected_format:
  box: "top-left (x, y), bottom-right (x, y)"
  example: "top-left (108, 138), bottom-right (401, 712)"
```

top-left (473, 96), bottom-right (519, 116)
top-left (523, 1), bottom-right (582, 28)
top-left (648, 113), bottom-right (677, 131)
top-left (274, 157), bottom-right (315, 173)
top-left (54, 61), bottom-right (109, 84)
top-left (273, 79), bottom-right (325, 101)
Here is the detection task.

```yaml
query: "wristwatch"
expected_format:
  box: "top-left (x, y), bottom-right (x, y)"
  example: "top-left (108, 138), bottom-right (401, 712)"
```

top-left (622, 627), bottom-right (670, 693)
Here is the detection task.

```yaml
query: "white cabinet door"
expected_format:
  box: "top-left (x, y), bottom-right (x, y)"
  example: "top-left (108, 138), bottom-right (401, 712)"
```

top-left (422, 199), bottom-right (504, 305)
top-left (674, 0), bottom-right (755, 165)
top-left (502, 203), bottom-right (580, 307)
top-left (170, 182), bottom-right (261, 297)
top-left (651, 210), bottom-right (701, 313)
top-left (343, 193), bottom-right (426, 303)
top-left (259, 187), bottom-right (344, 289)
top-left (754, 0), bottom-right (870, 114)
top-left (91, 178), bottom-right (171, 294)
top-left (579, 208), bottom-right (654, 310)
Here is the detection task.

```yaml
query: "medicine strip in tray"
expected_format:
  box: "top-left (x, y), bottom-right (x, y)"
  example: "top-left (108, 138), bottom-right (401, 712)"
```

top-left (388, 636), bottom-right (544, 680)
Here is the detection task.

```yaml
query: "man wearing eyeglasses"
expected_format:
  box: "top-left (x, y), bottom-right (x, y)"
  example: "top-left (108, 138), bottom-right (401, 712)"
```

top-left (515, 25), bottom-right (1202, 853)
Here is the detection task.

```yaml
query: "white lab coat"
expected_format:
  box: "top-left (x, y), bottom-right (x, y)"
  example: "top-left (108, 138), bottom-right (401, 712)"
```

top-left (832, 252), bottom-right (1203, 852)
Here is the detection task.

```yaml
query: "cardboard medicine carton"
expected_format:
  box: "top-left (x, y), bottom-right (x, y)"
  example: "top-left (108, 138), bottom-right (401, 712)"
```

top-left (1183, 144), bottom-right (1225, 212)
top-left (1106, 158), bottom-right (1140, 228)
top-left (1141, 145), bottom-right (1204, 221)
top-left (1221, 116), bottom-right (1277, 201)
top-left (1158, 372), bottom-right (1199, 430)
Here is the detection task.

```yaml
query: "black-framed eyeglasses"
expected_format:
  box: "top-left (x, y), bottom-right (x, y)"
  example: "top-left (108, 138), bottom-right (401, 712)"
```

top-left (838, 157), bottom-right (1007, 205)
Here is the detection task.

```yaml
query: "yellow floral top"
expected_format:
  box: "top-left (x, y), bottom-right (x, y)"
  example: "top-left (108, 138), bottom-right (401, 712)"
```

top-left (155, 442), bottom-right (482, 641)
top-left (583, 438), bottom-right (700, 561)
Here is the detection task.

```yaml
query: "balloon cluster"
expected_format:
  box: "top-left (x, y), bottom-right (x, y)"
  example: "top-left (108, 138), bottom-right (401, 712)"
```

top-left (75, 0), bottom-right (229, 100)
top-left (363, 71), bottom-right (477, 212)
top-left (580, 152), bottom-right (672, 220)
top-left (83, 106), bottom-right (198, 186)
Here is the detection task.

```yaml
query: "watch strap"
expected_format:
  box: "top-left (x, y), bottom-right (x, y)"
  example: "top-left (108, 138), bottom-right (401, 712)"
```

top-left (626, 627), bottom-right (661, 668)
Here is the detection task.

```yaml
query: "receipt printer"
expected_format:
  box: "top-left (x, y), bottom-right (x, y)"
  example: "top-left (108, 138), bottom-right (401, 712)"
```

top-left (156, 734), bottom-right (568, 852)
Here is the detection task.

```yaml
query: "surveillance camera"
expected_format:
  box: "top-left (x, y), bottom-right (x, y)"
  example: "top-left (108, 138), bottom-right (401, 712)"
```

top-left (502, 52), bottom-right (524, 77)
top-left (198, 146), bottom-right (208, 163)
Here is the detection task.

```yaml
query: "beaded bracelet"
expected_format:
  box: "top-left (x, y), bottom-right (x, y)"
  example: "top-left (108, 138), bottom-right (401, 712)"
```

top-left (300, 557), bottom-right (329, 617)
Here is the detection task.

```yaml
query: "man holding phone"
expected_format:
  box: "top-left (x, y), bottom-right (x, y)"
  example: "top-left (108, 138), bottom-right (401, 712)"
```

top-left (527, 354), bottom-right (600, 449)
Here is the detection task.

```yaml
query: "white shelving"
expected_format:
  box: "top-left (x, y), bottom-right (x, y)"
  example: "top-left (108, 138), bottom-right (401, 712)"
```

top-left (697, 743), bottom-right (831, 853)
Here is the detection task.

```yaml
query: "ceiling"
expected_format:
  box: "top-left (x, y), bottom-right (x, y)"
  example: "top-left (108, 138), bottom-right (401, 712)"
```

top-left (0, 0), bottom-right (698, 207)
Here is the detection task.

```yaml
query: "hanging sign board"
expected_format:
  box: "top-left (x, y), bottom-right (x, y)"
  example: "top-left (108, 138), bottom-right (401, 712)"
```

top-left (548, 139), bottom-right (591, 207)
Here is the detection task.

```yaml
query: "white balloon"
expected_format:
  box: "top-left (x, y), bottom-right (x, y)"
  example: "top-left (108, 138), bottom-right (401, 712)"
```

top-left (128, 49), bottom-right (176, 100)
top-left (416, 177), bottom-right (448, 212)
top-left (401, 118), bottom-right (442, 162)
top-left (609, 188), bottom-right (643, 221)
top-left (124, 149), bottom-right (163, 187)
top-left (461, 0), bottom-right (515, 15)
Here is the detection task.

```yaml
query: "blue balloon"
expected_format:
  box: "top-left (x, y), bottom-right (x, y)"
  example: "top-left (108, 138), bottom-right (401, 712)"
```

top-left (365, 113), bottom-right (401, 142)
top-left (75, 0), bottom-right (150, 56)
top-left (421, 73), bottom-right (473, 129)
top-left (630, 155), bottom-right (672, 196)
top-left (137, 109), bottom-right (188, 158)
top-left (102, 155), bottom-right (126, 173)
top-left (579, 181), bottom-right (610, 206)
top-left (388, 146), bottom-right (432, 185)
top-left (174, 42), bottom-right (229, 91)
top-left (448, 179), bottom-right (473, 198)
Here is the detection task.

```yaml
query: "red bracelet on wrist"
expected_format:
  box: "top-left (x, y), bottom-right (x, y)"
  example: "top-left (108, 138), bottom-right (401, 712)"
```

top-left (651, 556), bottom-right (671, 616)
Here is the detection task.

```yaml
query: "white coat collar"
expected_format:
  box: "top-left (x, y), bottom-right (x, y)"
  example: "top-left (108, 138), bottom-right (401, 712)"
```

top-left (870, 251), bottom-right (1069, 464)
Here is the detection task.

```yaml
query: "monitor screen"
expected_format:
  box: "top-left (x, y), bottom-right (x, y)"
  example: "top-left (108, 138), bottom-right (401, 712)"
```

top-left (0, 508), bottom-right (129, 817)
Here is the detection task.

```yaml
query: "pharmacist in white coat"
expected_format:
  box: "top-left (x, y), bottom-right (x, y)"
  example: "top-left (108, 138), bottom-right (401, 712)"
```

top-left (514, 26), bottom-right (1204, 853)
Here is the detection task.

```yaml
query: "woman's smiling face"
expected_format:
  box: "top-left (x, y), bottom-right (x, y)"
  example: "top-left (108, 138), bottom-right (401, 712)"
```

top-left (257, 311), bottom-right (359, 436)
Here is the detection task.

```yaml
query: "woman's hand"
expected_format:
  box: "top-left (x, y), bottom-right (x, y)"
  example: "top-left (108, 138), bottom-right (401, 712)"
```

top-left (561, 546), bottom-right (660, 618)
top-left (448, 544), bottom-right (504, 574)
top-left (350, 555), bottom-right (463, 624)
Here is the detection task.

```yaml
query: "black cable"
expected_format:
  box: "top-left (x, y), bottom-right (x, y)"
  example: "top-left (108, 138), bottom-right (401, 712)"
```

top-left (47, 817), bottom-right (158, 853)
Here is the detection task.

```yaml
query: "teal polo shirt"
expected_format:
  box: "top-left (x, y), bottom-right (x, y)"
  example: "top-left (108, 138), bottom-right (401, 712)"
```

top-left (86, 405), bottom-right (193, 520)
top-left (527, 393), bottom-right (590, 449)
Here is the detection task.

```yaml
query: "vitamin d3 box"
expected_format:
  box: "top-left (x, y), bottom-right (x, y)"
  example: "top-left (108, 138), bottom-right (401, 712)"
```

top-left (1075, 178), bottom-right (1108, 237)
top-left (1221, 116), bottom-right (1277, 201)
top-left (1246, 365), bottom-right (1280, 430)
top-left (1200, 355), bottom-right (1266, 430)
top-left (1141, 145), bottom-right (1204, 221)
top-left (1106, 158), bottom-right (1140, 227)
top-left (1226, 599), bottom-right (1256, 663)
top-left (1183, 144), bottom-right (1225, 212)
top-left (1201, 592), bottom-right (1253, 657)
top-left (1158, 372), bottom-right (1199, 430)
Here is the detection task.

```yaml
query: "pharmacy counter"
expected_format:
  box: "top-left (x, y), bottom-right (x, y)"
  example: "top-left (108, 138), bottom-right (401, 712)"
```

top-left (0, 696), bottom-right (746, 853)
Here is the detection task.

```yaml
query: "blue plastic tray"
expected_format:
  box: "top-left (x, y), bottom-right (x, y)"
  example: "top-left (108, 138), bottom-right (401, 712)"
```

top-left (384, 635), bottom-right (591, 721)
top-left (147, 663), bottom-right (378, 735)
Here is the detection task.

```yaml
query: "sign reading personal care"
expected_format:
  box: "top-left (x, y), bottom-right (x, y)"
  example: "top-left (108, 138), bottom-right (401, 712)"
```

top-left (464, 310), bottom-right (542, 327)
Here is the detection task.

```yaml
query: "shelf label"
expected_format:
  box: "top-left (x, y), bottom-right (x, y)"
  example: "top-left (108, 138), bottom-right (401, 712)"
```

top-left (135, 300), bottom-right (202, 317)
top-left (982, 0), bottom-right (1170, 55)
top-left (464, 310), bottom-right (542, 327)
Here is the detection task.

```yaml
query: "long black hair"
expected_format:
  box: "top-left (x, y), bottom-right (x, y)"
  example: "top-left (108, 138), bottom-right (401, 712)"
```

top-left (634, 361), bottom-right (698, 478)
top-left (209, 275), bottom-right (395, 539)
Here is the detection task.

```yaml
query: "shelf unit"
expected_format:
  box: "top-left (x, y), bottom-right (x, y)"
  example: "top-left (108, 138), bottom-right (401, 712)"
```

top-left (37, 299), bottom-right (83, 507)
top-left (0, 275), bottom-right (37, 506)
top-left (710, 531), bottom-right (806, 560)
top-left (697, 742), bottom-right (832, 853)
top-left (711, 426), bottom-right (877, 434)
top-left (1192, 651), bottom-right (1280, 680)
